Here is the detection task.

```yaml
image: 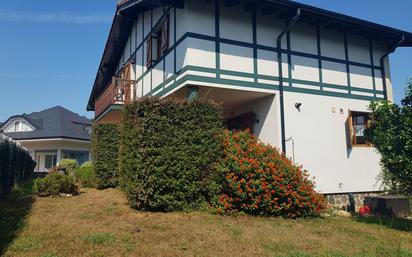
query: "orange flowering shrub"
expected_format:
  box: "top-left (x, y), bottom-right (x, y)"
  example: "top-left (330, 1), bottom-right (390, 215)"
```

top-left (213, 130), bottom-right (326, 218)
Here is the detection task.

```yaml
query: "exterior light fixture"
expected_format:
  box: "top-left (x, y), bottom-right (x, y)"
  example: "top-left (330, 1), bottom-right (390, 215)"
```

top-left (295, 102), bottom-right (302, 111)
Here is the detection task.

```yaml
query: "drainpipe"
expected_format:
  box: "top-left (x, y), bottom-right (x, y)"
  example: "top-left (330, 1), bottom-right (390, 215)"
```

top-left (380, 35), bottom-right (405, 100)
top-left (277, 8), bottom-right (301, 154)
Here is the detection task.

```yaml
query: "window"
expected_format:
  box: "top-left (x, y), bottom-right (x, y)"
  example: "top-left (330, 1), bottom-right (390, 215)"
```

top-left (62, 151), bottom-right (90, 166)
top-left (6, 119), bottom-right (33, 132)
top-left (45, 155), bottom-right (57, 169)
top-left (146, 15), bottom-right (169, 68)
top-left (14, 122), bottom-right (21, 132)
top-left (347, 111), bottom-right (371, 147)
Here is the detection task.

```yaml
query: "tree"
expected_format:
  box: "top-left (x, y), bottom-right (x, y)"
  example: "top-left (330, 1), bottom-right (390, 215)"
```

top-left (366, 79), bottom-right (412, 195)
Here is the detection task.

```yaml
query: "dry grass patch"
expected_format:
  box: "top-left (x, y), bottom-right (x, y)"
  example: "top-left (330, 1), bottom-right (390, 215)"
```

top-left (2, 188), bottom-right (412, 257)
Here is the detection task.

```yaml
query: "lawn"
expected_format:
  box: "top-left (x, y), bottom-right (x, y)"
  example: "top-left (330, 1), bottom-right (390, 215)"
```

top-left (1, 186), bottom-right (412, 257)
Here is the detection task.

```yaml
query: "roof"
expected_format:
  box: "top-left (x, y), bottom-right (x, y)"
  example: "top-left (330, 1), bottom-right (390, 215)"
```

top-left (87, 0), bottom-right (412, 111)
top-left (0, 106), bottom-right (92, 141)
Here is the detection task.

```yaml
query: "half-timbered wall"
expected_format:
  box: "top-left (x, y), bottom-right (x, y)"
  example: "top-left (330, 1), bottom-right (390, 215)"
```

top-left (113, 0), bottom-right (394, 193)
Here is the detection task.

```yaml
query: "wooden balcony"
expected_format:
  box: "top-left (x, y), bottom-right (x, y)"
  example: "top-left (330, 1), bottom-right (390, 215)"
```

top-left (94, 77), bottom-right (137, 118)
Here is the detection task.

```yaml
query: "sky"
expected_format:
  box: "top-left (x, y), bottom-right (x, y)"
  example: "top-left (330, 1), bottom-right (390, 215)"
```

top-left (0, 0), bottom-right (411, 122)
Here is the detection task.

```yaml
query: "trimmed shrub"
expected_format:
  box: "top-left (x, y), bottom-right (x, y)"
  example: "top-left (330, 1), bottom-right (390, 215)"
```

top-left (0, 137), bottom-right (36, 198)
top-left (92, 123), bottom-right (120, 189)
top-left (58, 159), bottom-right (78, 176)
top-left (33, 172), bottom-right (79, 197)
top-left (119, 97), bottom-right (224, 211)
top-left (76, 161), bottom-right (96, 188)
top-left (213, 130), bottom-right (326, 218)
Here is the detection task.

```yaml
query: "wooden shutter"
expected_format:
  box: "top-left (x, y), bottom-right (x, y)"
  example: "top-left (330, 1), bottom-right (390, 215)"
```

top-left (146, 36), bottom-right (153, 68)
top-left (160, 16), bottom-right (169, 53)
top-left (346, 110), bottom-right (354, 148)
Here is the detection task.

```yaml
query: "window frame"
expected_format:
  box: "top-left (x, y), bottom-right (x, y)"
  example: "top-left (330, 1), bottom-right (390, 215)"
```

top-left (348, 110), bottom-right (372, 147)
top-left (145, 15), bottom-right (169, 69)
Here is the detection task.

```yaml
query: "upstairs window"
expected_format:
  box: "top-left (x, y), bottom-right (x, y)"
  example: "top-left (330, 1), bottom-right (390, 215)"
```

top-left (347, 111), bottom-right (371, 147)
top-left (6, 120), bottom-right (34, 132)
top-left (146, 15), bottom-right (169, 68)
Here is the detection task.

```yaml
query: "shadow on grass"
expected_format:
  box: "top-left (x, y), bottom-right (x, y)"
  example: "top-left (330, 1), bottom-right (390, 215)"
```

top-left (354, 214), bottom-right (412, 232)
top-left (0, 180), bottom-right (34, 255)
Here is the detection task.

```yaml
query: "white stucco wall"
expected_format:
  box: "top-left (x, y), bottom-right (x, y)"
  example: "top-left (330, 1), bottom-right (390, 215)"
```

top-left (18, 139), bottom-right (91, 172)
top-left (107, 0), bottom-right (398, 193)
top-left (283, 92), bottom-right (382, 193)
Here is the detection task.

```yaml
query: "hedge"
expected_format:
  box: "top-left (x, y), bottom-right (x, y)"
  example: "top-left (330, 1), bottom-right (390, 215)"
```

top-left (0, 136), bottom-right (36, 198)
top-left (119, 97), bottom-right (224, 211)
top-left (213, 130), bottom-right (326, 218)
top-left (92, 123), bottom-right (120, 189)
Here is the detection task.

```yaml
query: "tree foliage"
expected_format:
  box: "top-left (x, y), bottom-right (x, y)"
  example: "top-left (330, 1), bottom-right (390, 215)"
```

top-left (366, 80), bottom-right (412, 195)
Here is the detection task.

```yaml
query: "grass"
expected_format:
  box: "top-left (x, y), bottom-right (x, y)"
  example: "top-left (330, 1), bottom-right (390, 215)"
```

top-left (1, 188), bottom-right (412, 257)
top-left (0, 180), bottom-right (34, 256)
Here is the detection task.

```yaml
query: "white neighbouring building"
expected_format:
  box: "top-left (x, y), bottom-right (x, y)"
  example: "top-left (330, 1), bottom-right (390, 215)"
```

top-left (87, 0), bottom-right (412, 202)
top-left (0, 106), bottom-right (92, 173)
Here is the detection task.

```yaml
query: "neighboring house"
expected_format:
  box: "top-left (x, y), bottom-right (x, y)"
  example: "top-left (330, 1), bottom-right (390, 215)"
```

top-left (86, 0), bottom-right (412, 198)
top-left (0, 106), bottom-right (92, 172)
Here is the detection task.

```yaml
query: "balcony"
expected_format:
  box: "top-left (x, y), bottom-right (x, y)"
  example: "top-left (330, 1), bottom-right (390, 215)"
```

top-left (94, 77), bottom-right (137, 118)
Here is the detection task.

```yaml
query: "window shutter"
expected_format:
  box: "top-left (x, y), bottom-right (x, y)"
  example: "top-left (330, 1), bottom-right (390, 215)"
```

top-left (160, 16), bottom-right (169, 53)
top-left (146, 36), bottom-right (153, 68)
top-left (346, 110), bottom-right (354, 148)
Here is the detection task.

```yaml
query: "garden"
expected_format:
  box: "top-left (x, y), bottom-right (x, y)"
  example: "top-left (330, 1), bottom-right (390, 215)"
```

top-left (1, 82), bottom-right (412, 256)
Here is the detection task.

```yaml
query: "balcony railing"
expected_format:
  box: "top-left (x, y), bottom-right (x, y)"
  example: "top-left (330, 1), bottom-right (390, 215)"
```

top-left (95, 77), bottom-right (137, 118)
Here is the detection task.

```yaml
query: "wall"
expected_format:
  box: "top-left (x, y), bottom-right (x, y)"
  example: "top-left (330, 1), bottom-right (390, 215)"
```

top-left (19, 139), bottom-right (91, 172)
top-left (224, 95), bottom-right (279, 147)
top-left (110, 0), bottom-right (395, 193)
top-left (283, 92), bottom-right (382, 193)
top-left (112, 0), bottom-right (391, 102)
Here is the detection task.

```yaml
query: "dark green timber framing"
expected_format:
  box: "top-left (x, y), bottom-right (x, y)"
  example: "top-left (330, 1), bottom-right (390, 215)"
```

top-left (215, 0), bottom-right (220, 78)
top-left (95, 2), bottom-right (396, 122)
top-left (316, 25), bottom-right (323, 91)
top-left (252, 9), bottom-right (258, 84)
top-left (343, 32), bottom-right (352, 94)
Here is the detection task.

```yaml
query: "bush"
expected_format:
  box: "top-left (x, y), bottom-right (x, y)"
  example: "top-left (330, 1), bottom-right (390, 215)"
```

top-left (58, 159), bottom-right (78, 176)
top-left (366, 80), bottom-right (412, 195)
top-left (119, 97), bottom-right (224, 211)
top-left (92, 123), bottom-right (120, 189)
top-left (213, 130), bottom-right (326, 218)
top-left (33, 172), bottom-right (79, 197)
top-left (76, 161), bottom-right (96, 188)
top-left (0, 137), bottom-right (36, 198)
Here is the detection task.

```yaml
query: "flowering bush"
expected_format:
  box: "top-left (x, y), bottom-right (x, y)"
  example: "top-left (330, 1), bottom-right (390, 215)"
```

top-left (213, 130), bottom-right (326, 218)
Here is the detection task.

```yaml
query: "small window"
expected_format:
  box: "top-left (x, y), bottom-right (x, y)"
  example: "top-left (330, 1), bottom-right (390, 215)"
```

top-left (146, 15), bottom-right (169, 68)
top-left (14, 121), bottom-right (21, 132)
top-left (45, 155), bottom-right (57, 169)
top-left (347, 111), bottom-right (371, 147)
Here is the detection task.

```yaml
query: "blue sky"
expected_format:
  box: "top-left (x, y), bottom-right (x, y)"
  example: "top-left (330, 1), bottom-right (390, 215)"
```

top-left (0, 0), bottom-right (411, 121)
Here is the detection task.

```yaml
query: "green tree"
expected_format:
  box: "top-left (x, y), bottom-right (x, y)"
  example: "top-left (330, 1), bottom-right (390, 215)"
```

top-left (366, 80), bottom-right (412, 195)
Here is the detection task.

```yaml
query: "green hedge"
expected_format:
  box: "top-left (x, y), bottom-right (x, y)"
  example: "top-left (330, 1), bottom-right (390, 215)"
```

top-left (92, 124), bottom-right (120, 189)
top-left (119, 97), bottom-right (224, 211)
top-left (34, 172), bottom-right (79, 197)
top-left (76, 161), bottom-right (96, 188)
top-left (0, 137), bottom-right (36, 198)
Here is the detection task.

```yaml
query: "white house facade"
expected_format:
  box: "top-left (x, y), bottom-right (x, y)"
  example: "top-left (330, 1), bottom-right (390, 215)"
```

top-left (0, 106), bottom-right (92, 173)
top-left (87, 0), bottom-right (412, 196)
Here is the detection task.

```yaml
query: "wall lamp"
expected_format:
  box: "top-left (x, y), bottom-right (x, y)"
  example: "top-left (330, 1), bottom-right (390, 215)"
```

top-left (295, 102), bottom-right (302, 111)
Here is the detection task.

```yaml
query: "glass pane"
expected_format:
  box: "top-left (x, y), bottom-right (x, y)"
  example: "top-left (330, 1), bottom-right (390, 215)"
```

top-left (45, 155), bottom-right (56, 169)
top-left (355, 124), bottom-right (365, 136)
top-left (357, 116), bottom-right (365, 124)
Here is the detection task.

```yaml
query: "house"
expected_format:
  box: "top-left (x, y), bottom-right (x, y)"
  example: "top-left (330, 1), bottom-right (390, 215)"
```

top-left (86, 0), bottom-right (412, 203)
top-left (0, 106), bottom-right (92, 173)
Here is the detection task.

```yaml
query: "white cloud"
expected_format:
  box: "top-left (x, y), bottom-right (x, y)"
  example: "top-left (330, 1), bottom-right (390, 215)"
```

top-left (0, 9), bottom-right (112, 24)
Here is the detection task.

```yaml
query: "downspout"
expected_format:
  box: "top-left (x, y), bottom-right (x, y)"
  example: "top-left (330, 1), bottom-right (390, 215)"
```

top-left (277, 8), bottom-right (301, 153)
top-left (380, 35), bottom-right (405, 100)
